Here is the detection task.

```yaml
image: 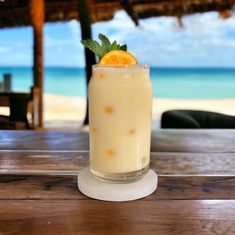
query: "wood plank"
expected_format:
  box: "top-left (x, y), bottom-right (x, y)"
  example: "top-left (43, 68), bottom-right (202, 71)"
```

top-left (0, 131), bottom-right (89, 151)
top-left (150, 152), bottom-right (235, 175)
top-left (157, 176), bottom-right (235, 200)
top-left (0, 175), bottom-right (234, 200)
top-left (0, 151), bottom-right (87, 175)
top-left (0, 151), bottom-right (234, 175)
top-left (151, 129), bottom-right (235, 153)
top-left (0, 200), bottom-right (234, 235)
top-left (1, 130), bottom-right (235, 152)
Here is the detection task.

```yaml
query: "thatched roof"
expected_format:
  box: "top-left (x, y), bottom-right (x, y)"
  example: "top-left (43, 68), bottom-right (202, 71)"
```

top-left (0, 0), bottom-right (234, 28)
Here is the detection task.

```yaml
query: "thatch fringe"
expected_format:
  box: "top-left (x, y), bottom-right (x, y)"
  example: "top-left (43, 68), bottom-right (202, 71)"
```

top-left (0, 0), bottom-right (234, 28)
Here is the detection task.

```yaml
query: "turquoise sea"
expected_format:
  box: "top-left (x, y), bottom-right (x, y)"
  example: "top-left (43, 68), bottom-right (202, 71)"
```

top-left (0, 67), bottom-right (235, 99)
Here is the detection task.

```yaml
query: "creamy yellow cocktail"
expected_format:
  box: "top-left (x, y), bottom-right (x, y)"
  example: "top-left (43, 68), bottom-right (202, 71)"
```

top-left (89, 65), bottom-right (152, 182)
top-left (81, 33), bottom-right (153, 182)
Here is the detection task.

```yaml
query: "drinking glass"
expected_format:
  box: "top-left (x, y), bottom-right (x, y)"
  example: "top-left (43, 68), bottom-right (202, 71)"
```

top-left (89, 64), bottom-right (152, 182)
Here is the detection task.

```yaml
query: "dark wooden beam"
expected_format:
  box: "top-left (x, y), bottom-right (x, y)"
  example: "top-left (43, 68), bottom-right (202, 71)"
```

top-left (77, 0), bottom-right (96, 125)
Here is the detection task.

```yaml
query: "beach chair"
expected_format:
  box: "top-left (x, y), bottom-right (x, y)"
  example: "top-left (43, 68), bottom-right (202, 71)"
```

top-left (161, 110), bottom-right (235, 129)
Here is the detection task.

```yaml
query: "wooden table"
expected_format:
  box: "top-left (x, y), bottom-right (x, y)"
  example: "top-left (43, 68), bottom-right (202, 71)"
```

top-left (0, 130), bottom-right (234, 234)
top-left (0, 92), bottom-right (32, 129)
top-left (0, 92), bottom-right (31, 106)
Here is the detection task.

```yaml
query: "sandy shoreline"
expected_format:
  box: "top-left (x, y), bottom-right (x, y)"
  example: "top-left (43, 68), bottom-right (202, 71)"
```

top-left (1, 93), bottom-right (235, 129)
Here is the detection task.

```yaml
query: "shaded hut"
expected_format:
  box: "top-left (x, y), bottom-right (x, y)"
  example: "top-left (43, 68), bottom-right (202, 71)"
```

top-left (0, 0), bottom-right (234, 127)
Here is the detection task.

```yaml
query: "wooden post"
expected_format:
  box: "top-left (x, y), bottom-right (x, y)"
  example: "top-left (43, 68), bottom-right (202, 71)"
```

top-left (77, 0), bottom-right (96, 125)
top-left (3, 74), bottom-right (12, 92)
top-left (28, 0), bottom-right (44, 128)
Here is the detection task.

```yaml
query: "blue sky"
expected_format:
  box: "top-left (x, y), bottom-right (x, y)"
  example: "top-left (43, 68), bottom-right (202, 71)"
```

top-left (0, 10), bottom-right (235, 67)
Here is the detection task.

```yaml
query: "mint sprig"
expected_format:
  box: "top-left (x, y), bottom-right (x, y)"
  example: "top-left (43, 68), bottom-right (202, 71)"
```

top-left (81, 33), bottom-right (127, 60)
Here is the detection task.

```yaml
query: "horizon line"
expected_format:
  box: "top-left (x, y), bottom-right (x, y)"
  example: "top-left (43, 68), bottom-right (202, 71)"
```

top-left (0, 65), bottom-right (235, 69)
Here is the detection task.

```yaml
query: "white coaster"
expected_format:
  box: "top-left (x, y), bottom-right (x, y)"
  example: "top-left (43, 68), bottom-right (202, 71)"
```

top-left (77, 168), bottom-right (158, 201)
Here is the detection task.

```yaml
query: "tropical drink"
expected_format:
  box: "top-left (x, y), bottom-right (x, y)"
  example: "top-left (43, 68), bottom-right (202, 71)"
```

top-left (82, 34), bottom-right (152, 182)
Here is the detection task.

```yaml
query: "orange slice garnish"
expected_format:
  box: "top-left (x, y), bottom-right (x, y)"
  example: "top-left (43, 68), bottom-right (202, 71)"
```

top-left (99, 50), bottom-right (137, 65)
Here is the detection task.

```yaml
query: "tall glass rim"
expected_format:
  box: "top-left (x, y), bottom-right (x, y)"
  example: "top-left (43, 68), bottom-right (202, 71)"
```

top-left (92, 64), bottom-right (150, 70)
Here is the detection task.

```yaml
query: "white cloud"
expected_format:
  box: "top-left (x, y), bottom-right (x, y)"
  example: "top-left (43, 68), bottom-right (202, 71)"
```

top-left (67, 20), bottom-right (82, 47)
top-left (0, 46), bottom-right (9, 53)
top-left (45, 35), bottom-right (72, 47)
top-left (43, 21), bottom-right (85, 66)
top-left (40, 11), bottom-right (235, 67)
top-left (92, 10), bottom-right (235, 67)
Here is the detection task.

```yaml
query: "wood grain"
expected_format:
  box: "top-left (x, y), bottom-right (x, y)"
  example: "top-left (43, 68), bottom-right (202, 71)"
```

top-left (0, 130), bottom-right (235, 152)
top-left (0, 200), bottom-right (234, 235)
top-left (0, 131), bottom-right (89, 151)
top-left (0, 175), bottom-right (234, 200)
top-left (0, 130), bottom-right (234, 234)
top-left (0, 151), bottom-right (234, 175)
top-left (151, 129), bottom-right (235, 153)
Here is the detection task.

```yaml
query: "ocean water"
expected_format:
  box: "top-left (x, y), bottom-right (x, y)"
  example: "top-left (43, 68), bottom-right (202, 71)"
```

top-left (0, 67), bottom-right (235, 99)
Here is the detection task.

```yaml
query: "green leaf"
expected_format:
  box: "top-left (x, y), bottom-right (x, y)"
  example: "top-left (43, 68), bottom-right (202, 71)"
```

top-left (98, 33), bottom-right (111, 46)
top-left (81, 34), bottom-right (129, 60)
top-left (81, 39), bottom-right (103, 59)
top-left (98, 33), bottom-right (111, 54)
top-left (111, 40), bottom-right (118, 50)
top-left (119, 44), bottom-right (127, 51)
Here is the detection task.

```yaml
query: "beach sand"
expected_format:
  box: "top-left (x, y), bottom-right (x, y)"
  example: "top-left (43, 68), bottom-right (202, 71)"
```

top-left (1, 93), bottom-right (235, 129)
top-left (44, 94), bottom-right (235, 130)
top-left (44, 94), bottom-right (86, 129)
